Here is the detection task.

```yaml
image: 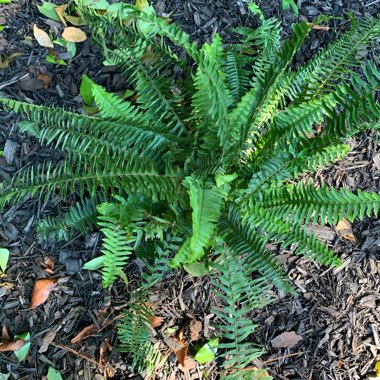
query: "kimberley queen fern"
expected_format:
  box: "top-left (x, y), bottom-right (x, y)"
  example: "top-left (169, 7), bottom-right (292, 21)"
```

top-left (1, 1), bottom-right (380, 378)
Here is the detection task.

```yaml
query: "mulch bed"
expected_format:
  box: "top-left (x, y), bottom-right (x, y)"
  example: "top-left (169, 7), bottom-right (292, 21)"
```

top-left (1, 0), bottom-right (380, 379)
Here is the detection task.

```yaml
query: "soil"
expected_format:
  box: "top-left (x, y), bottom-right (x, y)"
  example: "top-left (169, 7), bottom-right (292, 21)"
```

top-left (0, 1), bottom-right (380, 380)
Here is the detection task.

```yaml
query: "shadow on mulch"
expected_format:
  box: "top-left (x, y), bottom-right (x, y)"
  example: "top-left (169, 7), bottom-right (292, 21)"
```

top-left (0, 0), bottom-right (380, 379)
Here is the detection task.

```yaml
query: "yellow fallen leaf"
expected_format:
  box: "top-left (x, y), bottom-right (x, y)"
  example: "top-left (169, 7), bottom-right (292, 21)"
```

top-left (54, 4), bottom-right (68, 27)
top-left (64, 15), bottom-right (86, 26)
top-left (62, 27), bottom-right (87, 43)
top-left (336, 218), bottom-right (357, 243)
top-left (0, 52), bottom-right (22, 69)
top-left (33, 25), bottom-right (54, 48)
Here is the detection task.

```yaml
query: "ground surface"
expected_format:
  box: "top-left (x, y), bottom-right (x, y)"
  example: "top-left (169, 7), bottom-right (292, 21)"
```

top-left (0, 0), bottom-right (380, 379)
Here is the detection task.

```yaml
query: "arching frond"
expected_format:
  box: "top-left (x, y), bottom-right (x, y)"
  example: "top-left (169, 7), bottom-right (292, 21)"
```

top-left (247, 206), bottom-right (341, 266)
top-left (217, 207), bottom-right (293, 293)
top-left (261, 181), bottom-right (380, 226)
top-left (211, 249), bottom-right (272, 379)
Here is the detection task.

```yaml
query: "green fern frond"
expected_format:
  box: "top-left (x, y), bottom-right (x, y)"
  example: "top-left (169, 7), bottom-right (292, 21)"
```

top-left (108, 42), bottom-right (190, 138)
top-left (292, 16), bottom-right (380, 101)
top-left (211, 250), bottom-right (271, 379)
top-left (118, 301), bottom-right (166, 376)
top-left (248, 206), bottom-right (341, 266)
top-left (192, 35), bottom-right (232, 154)
top-left (321, 62), bottom-right (380, 138)
top-left (228, 21), bottom-right (312, 157)
top-left (261, 181), bottom-right (380, 226)
top-left (98, 218), bottom-right (135, 287)
top-left (217, 207), bottom-right (292, 293)
top-left (171, 177), bottom-right (225, 267)
top-left (270, 93), bottom-right (336, 139)
top-left (225, 51), bottom-right (252, 106)
top-left (244, 139), bottom-right (350, 201)
top-left (142, 235), bottom-right (182, 289)
top-left (0, 97), bottom-right (176, 160)
top-left (36, 197), bottom-right (99, 242)
top-left (36, 217), bottom-right (71, 242)
top-left (0, 156), bottom-right (183, 211)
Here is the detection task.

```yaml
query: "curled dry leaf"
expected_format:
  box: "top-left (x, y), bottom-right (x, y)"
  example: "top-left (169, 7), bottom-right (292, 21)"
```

top-left (54, 4), bottom-right (68, 27)
top-left (174, 339), bottom-right (188, 367)
top-left (178, 357), bottom-right (197, 373)
top-left (336, 219), bottom-right (357, 243)
top-left (62, 27), bottom-right (87, 43)
top-left (33, 25), bottom-right (54, 48)
top-left (71, 324), bottom-right (98, 344)
top-left (147, 314), bottom-right (163, 329)
top-left (271, 331), bottom-right (303, 348)
top-left (64, 15), bottom-right (86, 27)
top-left (0, 339), bottom-right (25, 352)
top-left (30, 278), bottom-right (57, 309)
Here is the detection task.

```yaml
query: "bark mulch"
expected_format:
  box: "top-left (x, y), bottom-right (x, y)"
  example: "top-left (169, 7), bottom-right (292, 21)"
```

top-left (0, 1), bottom-right (380, 379)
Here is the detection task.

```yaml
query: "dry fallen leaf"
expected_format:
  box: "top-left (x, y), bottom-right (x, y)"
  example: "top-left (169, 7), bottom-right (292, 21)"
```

top-left (178, 357), bottom-right (197, 372)
top-left (250, 367), bottom-right (271, 378)
top-left (147, 314), bottom-right (164, 329)
top-left (62, 27), bottom-right (87, 43)
top-left (33, 25), bottom-right (54, 48)
top-left (0, 339), bottom-right (25, 352)
top-left (2, 325), bottom-right (11, 341)
top-left (54, 4), bottom-right (68, 27)
top-left (336, 219), bottom-right (357, 242)
top-left (71, 324), bottom-right (98, 344)
top-left (174, 339), bottom-right (188, 367)
top-left (271, 331), bottom-right (303, 348)
top-left (38, 330), bottom-right (57, 353)
top-left (306, 22), bottom-right (330, 31)
top-left (38, 73), bottom-right (52, 91)
top-left (189, 320), bottom-right (202, 342)
top-left (30, 278), bottom-right (57, 309)
top-left (64, 15), bottom-right (86, 26)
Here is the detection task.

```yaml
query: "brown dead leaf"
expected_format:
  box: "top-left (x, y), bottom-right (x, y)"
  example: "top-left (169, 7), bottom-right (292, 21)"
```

top-left (336, 219), bottom-right (357, 242)
top-left (38, 73), bottom-right (52, 91)
top-left (0, 339), bottom-right (25, 351)
top-left (62, 27), bottom-right (87, 43)
top-left (2, 325), bottom-right (10, 341)
top-left (71, 324), bottom-right (98, 344)
top-left (64, 15), bottom-right (86, 26)
top-left (189, 320), bottom-right (202, 342)
top-left (54, 5), bottom-right (68, 27)
top-left (147, 314), bottom-right (163, 329)
top-left (99, 338), bottom-right (113, 370)
top-left (174, 339), bottom-right (188, 367)
top-left (33, 25), bottom-right (54, 48)
top-left (174, 323), bottom-right (188, 367)
top-left (271, 331), bottom-right (302, 348)
top-left (39, 330), bottom-right (57, 353)
top-left (30, 278), bottom-right (57, 309)
top-left (178, 357), bottom-right (197, 372)
top-left (307, 22), bottom-right (330, 31)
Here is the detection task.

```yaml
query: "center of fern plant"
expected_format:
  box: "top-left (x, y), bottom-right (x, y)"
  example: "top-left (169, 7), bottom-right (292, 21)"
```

top-left (1, 2), bottom-right (380, 378)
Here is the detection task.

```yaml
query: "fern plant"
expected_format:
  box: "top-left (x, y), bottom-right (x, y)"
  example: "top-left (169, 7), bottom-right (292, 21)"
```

top-left (1, 1), bottom-right (380, 378)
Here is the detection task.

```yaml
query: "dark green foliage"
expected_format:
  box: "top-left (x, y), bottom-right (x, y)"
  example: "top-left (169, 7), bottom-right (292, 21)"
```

top-left (36, 198), bottom-right (98, 242)
top-left (1, 2), bottom-right (380, 378)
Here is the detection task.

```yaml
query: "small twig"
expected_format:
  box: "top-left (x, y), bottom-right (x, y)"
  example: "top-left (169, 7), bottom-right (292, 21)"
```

top-left (0, 73), bottom-right (29, 90)
top-left (365, 0), bottom-right (380, 7)
top-left (50, 341), bottom-right (98, 366)
top-left (261, 350), bottom-right (309, 365)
